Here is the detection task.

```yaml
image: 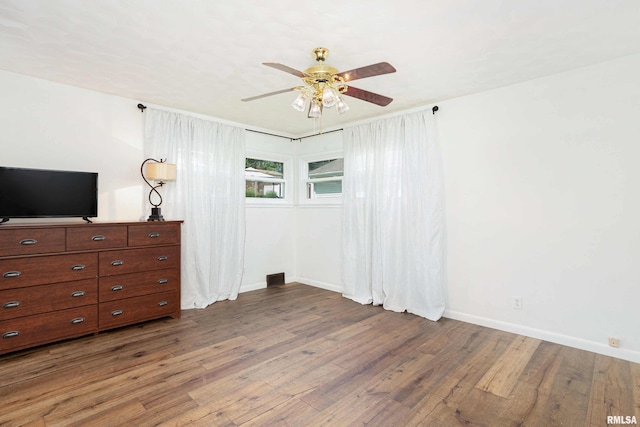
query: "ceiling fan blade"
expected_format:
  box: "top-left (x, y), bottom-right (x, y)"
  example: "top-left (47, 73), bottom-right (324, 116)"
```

top-left (263, 62), bottom-right (311, 78)
top-left (336, 62), bottom-right (396, 82)
top-left (342, 86), bottom-right (393, 107)
top-left (241, 87), bottom-right (298, 102)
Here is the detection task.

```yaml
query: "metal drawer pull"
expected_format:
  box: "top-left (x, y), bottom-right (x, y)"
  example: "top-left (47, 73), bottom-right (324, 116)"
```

top-left (70, 317), bottom-right (85, 324)
top-left (70, 291), bottom-right (85, 297)
top-left (157, 301), bottom-right (168, 307)
top-left (111, 260), bottom-right (124, 266)
top-left (148, 232), bottom-right (161, 238)
top-left (91, 235), bottom-right (106, 241)
top-left (2, 331), bottom-right (19, 339)
top-left (111, 285), bottom-right (124, 291)
top-left (3, 271), bottom-right (21, 278)
top-left (2, 301), bottom-right (20, 309)
top-left (19, 239), bottom-right (38, 245)
top-left (157, 256), bottom-right (168, 261)
top-left (71, 264), bottom-right (86, 271)
top-left (111, 310), bottom-right (123, 316)
top-left (157, 278), bottom-right (169, 284)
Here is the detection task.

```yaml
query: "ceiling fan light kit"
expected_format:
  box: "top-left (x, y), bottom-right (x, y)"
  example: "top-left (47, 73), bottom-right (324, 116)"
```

top-left (242, 47), bottom-right (396, 119)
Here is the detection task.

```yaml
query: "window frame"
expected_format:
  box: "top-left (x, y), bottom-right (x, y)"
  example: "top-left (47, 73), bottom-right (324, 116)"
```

top-left (299, 152), bottom-right (344, 205)
top-left (245, 152), bottom-right (293, 205)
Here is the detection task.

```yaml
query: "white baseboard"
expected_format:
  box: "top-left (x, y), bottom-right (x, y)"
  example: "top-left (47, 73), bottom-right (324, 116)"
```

top-left (444, 309), bottom-right (640, 364)
top-left (292, 277), bottom-right (342, 293)
top-left (240, 281), bottom-right (267, 293)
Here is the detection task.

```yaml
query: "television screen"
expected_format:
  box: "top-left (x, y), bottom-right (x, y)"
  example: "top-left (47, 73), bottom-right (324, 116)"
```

top-left (0, 166), bottom-right (98, 221)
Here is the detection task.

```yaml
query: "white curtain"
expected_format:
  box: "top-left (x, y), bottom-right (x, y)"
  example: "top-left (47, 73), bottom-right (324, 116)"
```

top-left (342, 109), bottom-right (445, 321)
top-left (144, 108), bottom-right (246, 309)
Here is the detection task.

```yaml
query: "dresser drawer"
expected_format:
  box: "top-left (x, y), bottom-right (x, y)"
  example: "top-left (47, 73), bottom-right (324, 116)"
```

top-left (99, 246), bottom-right (179, 277)
top-left (128, 223), bottom-right (180, 247)
top-left (66, 226), bottom-right (128, 251)
top-left (0, 305), bottom-right (97, 354)
top-left (0, 228), bottom-right (66, 257)
top-left (0, 279), bottom-right (97, 321)
top-left (98, 291), bottom-right (178, 330)
top-left (99, 268), bottom-right (179, 302)
top-left (0, 253), bottom-right (98, 290)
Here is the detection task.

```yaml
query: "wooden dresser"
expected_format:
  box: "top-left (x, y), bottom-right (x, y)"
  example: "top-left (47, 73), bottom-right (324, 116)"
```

top-left (0, 221), bottom-right (182, 355)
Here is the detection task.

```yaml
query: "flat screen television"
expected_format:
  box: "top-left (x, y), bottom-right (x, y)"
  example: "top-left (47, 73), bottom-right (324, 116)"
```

top-left (0, 166), bottom-right (98, 223)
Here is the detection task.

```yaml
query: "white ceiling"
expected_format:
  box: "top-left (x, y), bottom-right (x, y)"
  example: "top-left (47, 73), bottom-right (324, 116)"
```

top-left (1, 0), bottom-right (640, 137)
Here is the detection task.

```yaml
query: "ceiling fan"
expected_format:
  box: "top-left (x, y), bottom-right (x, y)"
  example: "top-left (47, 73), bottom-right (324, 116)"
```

top-left (241, 47), bottom-right (396, 118)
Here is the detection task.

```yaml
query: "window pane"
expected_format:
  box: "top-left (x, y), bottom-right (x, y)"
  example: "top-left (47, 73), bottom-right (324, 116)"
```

top-left (308, 180), bottom-right (342, 197)
top-left (246, 180), bottom-right (284, 198)
top-left (308, 158), bottom-right (343, 179)
top-left (246, 158), bottom-right (283, 178)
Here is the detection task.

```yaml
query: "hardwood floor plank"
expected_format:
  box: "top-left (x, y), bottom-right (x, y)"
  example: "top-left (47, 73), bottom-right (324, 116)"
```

top-left (239, 398), bottom-right (320, 426)
top-left (0, 283), bottom-right (637, 426)
top-left (298, 315), bottom-right (431, 411)
top-left (397, 393), bottom-right (445, 426)
top-left (587, 354), bottom-right (637, 426)
top-left (59, 399), bottom-right (147, 427)
top-left (306, 391), bottom-right (408, 426)
top-left (521, 346), bottom-right (594, 426)
top-left (188, 377), bottom-right (290, 425)
top-left (161, 405), bottom-right (236, 427)
top-left (475, 335), bottom-right (541, 397)
top-left (378, 322), bottom-right (499, 408)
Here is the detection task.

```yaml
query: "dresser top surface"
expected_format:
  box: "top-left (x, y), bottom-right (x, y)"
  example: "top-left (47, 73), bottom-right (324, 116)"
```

top-left (0, 220), bottom-right (184, 230)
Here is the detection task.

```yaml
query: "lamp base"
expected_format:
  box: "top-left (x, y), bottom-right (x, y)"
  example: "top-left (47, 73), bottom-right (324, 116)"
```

top-left (147, 207), bottom-right (165, 222)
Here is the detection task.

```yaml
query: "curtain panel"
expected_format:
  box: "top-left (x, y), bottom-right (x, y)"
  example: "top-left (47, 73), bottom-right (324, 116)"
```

top-left (144, 108), bottom-right (246, 309)
top-left (342, 110), bottom-right (445, 321)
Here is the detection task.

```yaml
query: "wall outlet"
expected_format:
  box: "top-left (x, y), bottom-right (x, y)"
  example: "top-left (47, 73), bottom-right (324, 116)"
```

top-left (511, 296), bottom-right (523, 310)
top-left (608, 337), bottom-right (620, 348)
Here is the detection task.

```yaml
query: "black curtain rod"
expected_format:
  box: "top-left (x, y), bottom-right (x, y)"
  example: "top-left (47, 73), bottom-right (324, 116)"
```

top-left (293, 127), bottom-right (343, 141)
top-left (245, 129), bottom-right (293, 141)
top-left (138, 103), bottom-right (147, 112)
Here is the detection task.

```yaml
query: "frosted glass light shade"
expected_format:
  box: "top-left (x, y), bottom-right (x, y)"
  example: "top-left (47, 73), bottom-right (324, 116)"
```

top-left (146, 162), bottom-right (176, 181)
top-left (308, 102), bottom-right (322, 118)
top-left (322, 87), bottom-right (337, 108)
top-left (336, 97), bottom-right (350, 114)
top-left (291, 92), bottom-right (308, 111)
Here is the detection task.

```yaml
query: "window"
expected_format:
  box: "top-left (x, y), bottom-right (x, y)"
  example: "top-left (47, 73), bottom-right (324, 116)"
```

top-left (245, 158), bottom-right (285, 198)
top-left (306, 158), bottom-right (343, 199)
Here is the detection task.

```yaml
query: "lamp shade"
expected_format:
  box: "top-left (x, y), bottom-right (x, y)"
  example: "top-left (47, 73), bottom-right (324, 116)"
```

top-left (146, 162), bottom-right (176, 181)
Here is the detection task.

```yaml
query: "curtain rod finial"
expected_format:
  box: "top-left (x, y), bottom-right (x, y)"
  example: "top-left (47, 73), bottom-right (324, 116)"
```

top-left (432, 106), bottom-right (439, 114)
top-left (138, 103), bottom-right (147, 112)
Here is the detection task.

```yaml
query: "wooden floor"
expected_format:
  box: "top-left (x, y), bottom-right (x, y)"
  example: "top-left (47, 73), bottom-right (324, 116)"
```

top-left (1, 283), bottom-right (638, 426)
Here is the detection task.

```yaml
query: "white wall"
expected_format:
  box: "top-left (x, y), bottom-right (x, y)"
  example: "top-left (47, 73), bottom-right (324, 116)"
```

top-left (241, 130), bottom-right (344, 293)
top-left (294, 132), bottom-right (344, 292)
top-left (242, 132), bottom-right (296, 291)
top-left (0, 70), bottom-right (145, 221)
top-left (438, 53), bottom-right (640, 362)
